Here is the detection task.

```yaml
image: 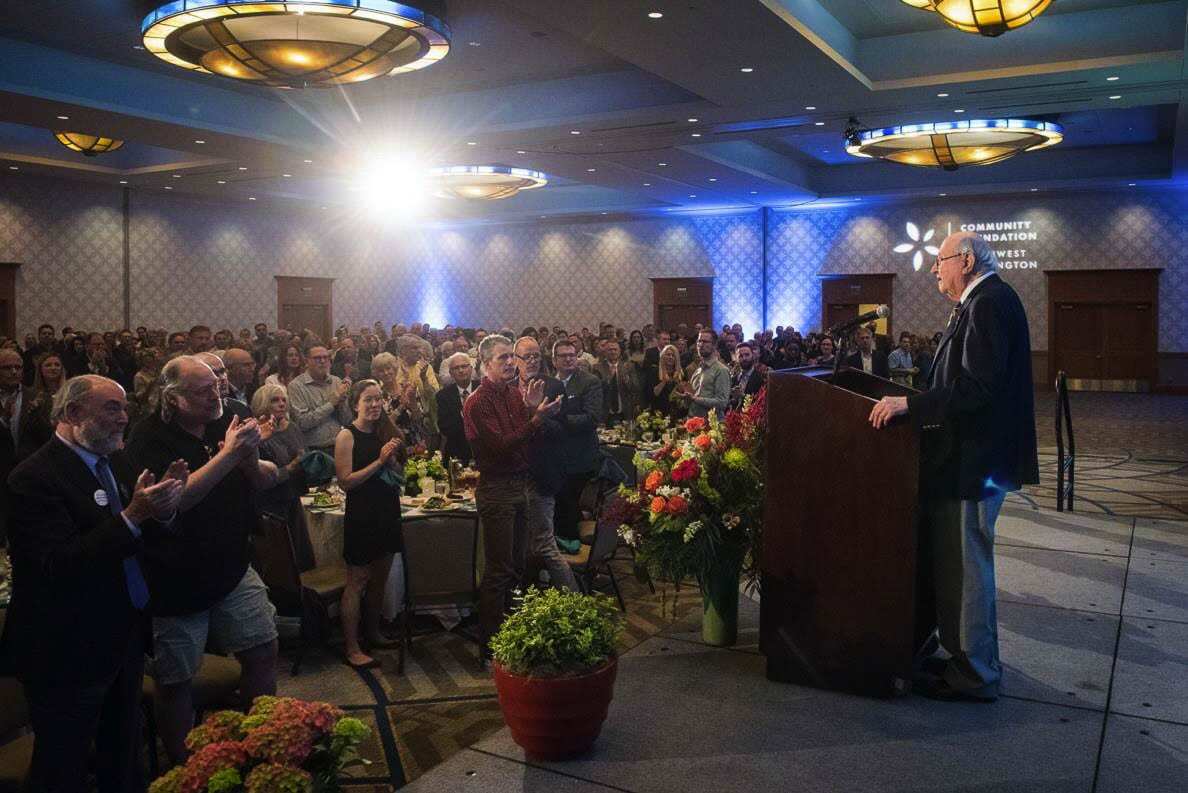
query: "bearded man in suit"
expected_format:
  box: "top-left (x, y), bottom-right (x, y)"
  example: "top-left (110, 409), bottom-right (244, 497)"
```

top-left (869, 231), bottom-right (1038, 703)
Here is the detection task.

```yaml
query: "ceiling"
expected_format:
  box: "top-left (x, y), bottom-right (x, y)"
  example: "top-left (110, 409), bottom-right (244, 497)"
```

top-left (0, 0), bottom-right (1184, 221)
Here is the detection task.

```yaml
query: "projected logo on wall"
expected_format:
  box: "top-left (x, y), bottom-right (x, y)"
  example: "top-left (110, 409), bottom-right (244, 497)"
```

top-left (894, 220), bottom-right (1040, 271)
top-left (892, 222), bottom-right (940, 272)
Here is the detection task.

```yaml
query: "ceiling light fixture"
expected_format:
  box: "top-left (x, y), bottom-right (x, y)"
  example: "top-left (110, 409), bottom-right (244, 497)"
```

top-left (56, 115), bottom-right (69, 120)
top-left (845, 117), bottom-right (1063, 171)
top-left (8, 166), bottom-right (19, 171)
top-left (1128, 182), bottom-right (1136, 186)
top-left (1108, 95), bottom-right (1122, 100)
top-left (238, 166), bottom-right (248, 170)
top-left (687, 117), bottom-right (699, 122)
top-left (218, 180), bottom-right (227, 184)
top-left (1106, 76), bottom-right (1119, 81)
top-left (708, 177), bottom-right (717, 182)
top-left (570, 130), bottom-right (581, 135)
top-left (1030, 187), bottom-right (1038, 191)
top-left (648, 11), bottom-right (664, 19)
top-left (141, 1), bottom-right (451, 88)
top-left (643, 182), bottom-right (651, 186)
top-left (805, 106), bottom-right (816, 110)
top-left (249, 196), bottom-right (256, 200)
top-left (53, 132), bottom-right (125, 157)
top-left (691, 133), bottom-right (701, 137)
top-left (954, 108), bottom-right (965, 113)
top-left (688, 194), bottom-right (696, 198)
top-left (172, 174), bottom-right (182, 178)
top-left (304, 159), bottom-right (313, 163)
top-left (900, 0), bottom-right (1051, 37)
top-left (194, 139), bottom-right (206, 144)
top-left (516, 150), bottom-right (526, 154)
top-left (587, 168), bottom-right (596, 172)
top-left (658, 162), bottom-right (667, 166)
top-left (120, 180), bottom-right (128, 184)
top-left (428, 165), bottom-right (548, 201)
top-left (739, 67), bottom-right (754, 73)
top-left (814, 121), bottom-right (825, 126)
top-left (750, 190), bottom-right (758, 194)
top-left (283, 173), bottom-right (292, 177)
top-left (466, 141), bottom-right (477, 146)
top-left (164, 186), bottom-right (172, 190)
top-left (937, 92), bottom-right (949, 97)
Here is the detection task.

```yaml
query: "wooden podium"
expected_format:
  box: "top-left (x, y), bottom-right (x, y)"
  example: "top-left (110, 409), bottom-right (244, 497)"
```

top-left (760, 366), bottom-right (920, 697)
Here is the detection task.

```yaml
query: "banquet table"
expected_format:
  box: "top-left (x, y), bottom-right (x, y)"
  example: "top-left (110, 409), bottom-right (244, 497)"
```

top-left (301, 491), bottom-right (478, 622)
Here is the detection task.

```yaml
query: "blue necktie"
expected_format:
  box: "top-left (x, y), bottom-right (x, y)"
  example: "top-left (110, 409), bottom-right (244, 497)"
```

top-left (95, 457), bottom-right (150, 610)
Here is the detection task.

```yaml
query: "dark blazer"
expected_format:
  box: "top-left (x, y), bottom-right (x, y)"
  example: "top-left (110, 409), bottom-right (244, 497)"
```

top-left (844, 349), bottom-right (891, 379)
top-left (593, 360), bottom-right (639, 424)
top-left (0, 437), bottom-right (150, 685)
top-left (557, 370), bottom-right (603, 475)
top-left (730, 365), bottom-right (765, 408)
top-left (528, 376), bottom-right (568, 496)
top-left (0, 387), bottom-right (52, 544)
top-left (908, 274), bottom-right (1039, 500)
top-left (435, 383), bottom-right (474, 465)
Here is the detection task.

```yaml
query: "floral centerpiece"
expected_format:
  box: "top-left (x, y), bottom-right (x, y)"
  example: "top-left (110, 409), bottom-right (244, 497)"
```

top-left (148, 696), bottom-right (371, 793)
top-left (402, 448), bottom-right (448, 496)
top-left (633, 410), bottom-right (670, 441)
top-left (610, 389), bottom-right (767, 646)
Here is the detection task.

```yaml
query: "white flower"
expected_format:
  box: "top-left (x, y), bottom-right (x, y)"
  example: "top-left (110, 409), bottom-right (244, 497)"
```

top-left (683, 520), bottom-right (704, 543)
top-left (617, 525), bottom-right (638, 546)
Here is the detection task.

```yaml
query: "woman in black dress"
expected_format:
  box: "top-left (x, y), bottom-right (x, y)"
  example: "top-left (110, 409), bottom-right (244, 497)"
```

top-left (334, 379), bottom-right (404, 669)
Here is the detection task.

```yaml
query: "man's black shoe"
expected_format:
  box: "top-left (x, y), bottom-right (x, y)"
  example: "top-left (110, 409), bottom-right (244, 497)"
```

top-left (914, 677), bottom-right (997, 703)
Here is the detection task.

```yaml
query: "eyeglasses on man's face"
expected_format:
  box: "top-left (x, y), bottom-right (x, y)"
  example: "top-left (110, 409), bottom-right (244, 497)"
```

top-left (932, 251), bottom-right (966, 270)
top-left (515, 353), bottom-right (541, 362)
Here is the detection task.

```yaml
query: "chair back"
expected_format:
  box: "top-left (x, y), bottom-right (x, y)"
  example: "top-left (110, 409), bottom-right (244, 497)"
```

top-left (401, 513), bottom-right (479, 610)
top-left (602, 444), bottom-right (637, 487)
top-left (252, 512), bottom-right (304, 612)
top-left (588, 514), bottom-right (620, 567)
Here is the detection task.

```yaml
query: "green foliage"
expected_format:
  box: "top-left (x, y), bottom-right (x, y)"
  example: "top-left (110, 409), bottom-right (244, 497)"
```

top-left (206, 768), bottom-right (243, 793)
top-left (489, 587), bottom-right (624, 677)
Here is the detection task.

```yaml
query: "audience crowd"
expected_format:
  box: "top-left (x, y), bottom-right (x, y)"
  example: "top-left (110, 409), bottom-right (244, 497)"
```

top-left (0, 315), bottom-right (942, 788)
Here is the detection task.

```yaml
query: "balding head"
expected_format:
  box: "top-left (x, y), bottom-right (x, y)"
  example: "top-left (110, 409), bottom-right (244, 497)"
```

top-left (221, 347), bottom-right (255, 390)
top-left (54, 375), bottom-right (127, 455)
top-left (194, 351), bottom-right (229, 397)
top-left (160, 355), bottom-right (223, 425)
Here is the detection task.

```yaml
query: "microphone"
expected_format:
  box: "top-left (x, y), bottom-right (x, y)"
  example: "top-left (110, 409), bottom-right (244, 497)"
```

top-left (828, 305), bottom-right (889, 336)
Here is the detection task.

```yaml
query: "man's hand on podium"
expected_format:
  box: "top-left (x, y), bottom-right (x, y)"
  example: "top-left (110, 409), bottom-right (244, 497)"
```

top-left (869, 396), bottom-right (908, 429)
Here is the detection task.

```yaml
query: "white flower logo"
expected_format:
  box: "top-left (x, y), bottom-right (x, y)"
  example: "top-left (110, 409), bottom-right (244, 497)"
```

top-left (893, 222), bottom-right (940, 272)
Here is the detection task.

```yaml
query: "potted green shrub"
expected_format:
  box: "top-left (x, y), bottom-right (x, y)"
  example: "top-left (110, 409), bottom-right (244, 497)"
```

top-left (489, 587), bottom-right (624, 761)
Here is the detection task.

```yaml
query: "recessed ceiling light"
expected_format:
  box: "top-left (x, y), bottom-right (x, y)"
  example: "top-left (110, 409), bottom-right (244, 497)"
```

top-left (119, 180), bottom-right (127, 184)
top-left (238, 166), bottom-right (247, 171)
top-left (954, 108), bottom-right (965, 113)
top-left (938, 192), bottom-right (947, 196)
top-left (304, 159), bottom-right (313, 164)
top-left (600, 211), bottom-right (608, 215)
top-left (164, 186), bottom-right (172, 190)
top-left (283, 173), bottom-right (291, 177)
top-left (217, 180), bottom-right (226, 184)
top-left (468, 40), bottom-right (481, 46)
top-left (687, 117), bottom-right (698, 123)
top-left (648, 11), bottom-right (663, 18)
top-left (194, 139), bottom-right (205, 144)
top-left (1030, 188), bottom-right (1038, 192)
top-left (739, 67), bottom-right (754, 73)
top-left (658, 162), bottom-right (667, 166)
top-left (814, 121), bottom-right (825, 126)
top-left (643, 182), bottom-right (651, 186)
top-left (691, 133), bottom-right (701, 137)
top-left (750, 190), bottom-right (758, 194)
top-left (1108, 95), bottom-right (1122, 100)
top-left (56, 115), bottom-right (69, 120)
top-left (688, 194), bottom-right (696, 198)
top-left (587, 168), bottom-right (596, 172)
top-left (132, 44), bottom-right (144, 50)
top-left (249, 196), bottom-right (257, 200)
top-left (172, 174), bottom-right (181, 178)
top-left (805, 106), bottom-right (816, 110)
top-left (937, 92), bottom-right (949, 98)
top-left (1106, 76), bottom-right (1119, 81)
top-left (1128, 182), bottom-right (1136, 186)
top-left (8, 166), bottom-right (18, 171)
top-left (570, 130), bottom-right (581, 135)
top-left (516, 150), bottom-right (526, 154)
top-left (708, 177), bottom-right (717, 182)
top-left (466, 141), bottom-right (477, 146)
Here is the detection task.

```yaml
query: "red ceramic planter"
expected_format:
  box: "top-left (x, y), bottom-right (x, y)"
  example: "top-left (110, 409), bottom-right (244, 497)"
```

top-left (492, 657), bottom-right (618, 761)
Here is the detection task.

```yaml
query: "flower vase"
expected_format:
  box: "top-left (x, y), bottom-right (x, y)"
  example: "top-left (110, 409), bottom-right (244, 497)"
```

top-left (699, 561), bottom-right (741, 647)
top-left (418, 476), bottom-right (436, 496)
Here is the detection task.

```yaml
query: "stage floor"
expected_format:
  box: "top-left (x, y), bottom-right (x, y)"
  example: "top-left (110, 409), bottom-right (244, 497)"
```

top-left (402, 505), bottom-right (1188, 793)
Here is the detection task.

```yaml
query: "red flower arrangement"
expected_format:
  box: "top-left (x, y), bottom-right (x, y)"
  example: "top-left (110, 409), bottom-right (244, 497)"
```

top-left (670, 457), bottom-right (700, 482)
top-left (683, 417), bottom-right (707, 433)
top-left (148, 696), bottom-right (372, 793)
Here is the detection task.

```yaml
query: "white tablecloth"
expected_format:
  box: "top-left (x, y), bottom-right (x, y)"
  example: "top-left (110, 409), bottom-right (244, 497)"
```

top-left (302, 495), bottom-right (477, 622)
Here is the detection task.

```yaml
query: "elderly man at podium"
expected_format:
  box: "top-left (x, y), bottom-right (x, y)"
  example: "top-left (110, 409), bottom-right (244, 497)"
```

top-left (868, 231), bottom-right (1038, 703)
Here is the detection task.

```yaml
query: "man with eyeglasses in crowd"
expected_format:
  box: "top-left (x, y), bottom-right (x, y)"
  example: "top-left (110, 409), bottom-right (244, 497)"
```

top-left (288, 345), bottom-right (353, 454)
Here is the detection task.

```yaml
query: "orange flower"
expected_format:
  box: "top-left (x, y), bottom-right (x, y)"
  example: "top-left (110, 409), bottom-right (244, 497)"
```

top-left (665, 494), bottom-right (688, 514)
top-left (693, 433), bottom-right (713, 451)
top-left (670, 448), bottom-right (682, 460)
top-left (684, 417), bottom-right (707, 433)
top-left (650, 497), bottom-right (667, 514)
top-left (644, 470), bottom-right (664, 492)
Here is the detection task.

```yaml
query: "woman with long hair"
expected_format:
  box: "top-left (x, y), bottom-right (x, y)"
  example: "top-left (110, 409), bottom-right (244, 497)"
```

top-left (652, 343), bottom-right (689, 420)
top-left (252, 383), bottom-right (316, 570)
top-left (266, 343), bottom-right (305, 387)
top-left (32, 352), bottom-right (64, 400)
top-left (334, 380), bottom-right (404, 669)
top-left (626, 330), bottom-right (646, 366)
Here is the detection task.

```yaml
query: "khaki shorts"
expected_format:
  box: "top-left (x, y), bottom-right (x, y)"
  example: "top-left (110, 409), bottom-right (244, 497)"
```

top-left (150, 566), bottom-right (278, 686)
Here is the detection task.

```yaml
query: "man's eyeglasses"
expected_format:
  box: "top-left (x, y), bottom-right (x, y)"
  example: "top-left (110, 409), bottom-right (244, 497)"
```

top-left (515, 353), bottom-right (541, 361)
top-left (933, 251), bottom-right (966, 269)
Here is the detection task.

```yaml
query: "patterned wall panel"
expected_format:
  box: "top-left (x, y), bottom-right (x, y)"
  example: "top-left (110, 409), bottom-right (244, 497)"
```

top-left (767, 191), bottom-right (1188, 351)
top-left (0, 175), bottom-right (124, 334)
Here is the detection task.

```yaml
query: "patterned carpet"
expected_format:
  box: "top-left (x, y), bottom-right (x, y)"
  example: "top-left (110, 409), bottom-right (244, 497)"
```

top-left (275, 559), bottom-right (700, 789)
top-left (268, 391), bottom-right (1188, 789)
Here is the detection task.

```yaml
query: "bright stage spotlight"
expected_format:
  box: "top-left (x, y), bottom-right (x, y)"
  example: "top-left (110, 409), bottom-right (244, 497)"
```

top-left (354, 153), bottom-right (431, 221)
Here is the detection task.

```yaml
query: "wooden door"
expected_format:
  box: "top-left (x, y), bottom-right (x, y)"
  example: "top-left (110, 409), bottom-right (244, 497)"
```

top-left (1053, 303), bottom-right (1102, 379)
top-left (0, 263), bottom-right (18, 340)
top-left (652, 278), bottom-right (713, 331)
top-left (276, 276), bottom-right (333, 345)
top-left (659, 304), bottom-right (710, 330)
top-left (1101, 303), bottom-right (1154, 380)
